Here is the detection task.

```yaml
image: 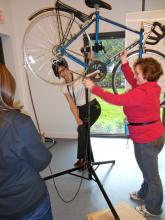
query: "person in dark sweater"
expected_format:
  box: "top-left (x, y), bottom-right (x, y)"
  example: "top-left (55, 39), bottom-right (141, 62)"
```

top-left (0, 64), bottom-right (53, 219)
top-left (83, 50), bottom-right (165, 217)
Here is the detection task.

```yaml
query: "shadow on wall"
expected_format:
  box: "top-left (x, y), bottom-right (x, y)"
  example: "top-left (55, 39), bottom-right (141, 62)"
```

top-left (0, 37), bottom-right (5, 64)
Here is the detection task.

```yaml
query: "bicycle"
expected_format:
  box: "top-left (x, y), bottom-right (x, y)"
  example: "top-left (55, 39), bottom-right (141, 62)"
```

top-left (23, 0), bottom-right (165, 93)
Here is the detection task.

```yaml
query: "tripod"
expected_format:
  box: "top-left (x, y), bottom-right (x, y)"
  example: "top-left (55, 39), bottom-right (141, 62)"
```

top-left (44, 86), bottom-right (120, 220)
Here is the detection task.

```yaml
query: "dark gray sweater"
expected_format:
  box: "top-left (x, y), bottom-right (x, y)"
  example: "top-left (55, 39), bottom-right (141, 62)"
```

top-left (0, 110), bottom-right (52, 219)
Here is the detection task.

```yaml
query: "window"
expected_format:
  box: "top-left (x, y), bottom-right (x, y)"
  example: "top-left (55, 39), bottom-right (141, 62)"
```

top-left (85, 32), bottom-right (126, 135)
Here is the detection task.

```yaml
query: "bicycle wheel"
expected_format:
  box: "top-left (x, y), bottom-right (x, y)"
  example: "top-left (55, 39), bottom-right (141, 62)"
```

top-left (112, 49), bottom-right (165, 94)
top-left (23, 9), bottom-right (91, 85)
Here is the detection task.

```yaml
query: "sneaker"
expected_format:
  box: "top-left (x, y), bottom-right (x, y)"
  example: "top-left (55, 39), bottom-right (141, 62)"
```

top-left (74, 159), bottom-right (88, 168)
top-left (130, 192), bottom-right (143, 201)
top-left (135, 205), bottom-right (161, 217)
top-left (74, 159), bottom-right (82, 168)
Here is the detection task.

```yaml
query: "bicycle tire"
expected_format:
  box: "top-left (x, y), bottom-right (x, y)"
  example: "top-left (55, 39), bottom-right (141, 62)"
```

top-left (23, 9), bottom-right (91, 85)
top-left (112, 49), bottom-right (165, 94)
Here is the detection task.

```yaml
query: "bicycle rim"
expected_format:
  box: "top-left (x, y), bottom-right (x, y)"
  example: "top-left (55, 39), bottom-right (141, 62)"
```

top-left (112, 49), bottom-right (165, 94)
top-left (23, 9), bottom-right (91, 85)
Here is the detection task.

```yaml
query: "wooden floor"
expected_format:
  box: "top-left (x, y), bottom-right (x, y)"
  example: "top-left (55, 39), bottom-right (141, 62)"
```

top-left (41, 137), bottom-right (165, 220)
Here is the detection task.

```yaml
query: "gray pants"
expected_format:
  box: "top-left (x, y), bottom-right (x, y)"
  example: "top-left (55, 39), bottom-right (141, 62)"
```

top-left (134, 133), bottom-right (165, 215)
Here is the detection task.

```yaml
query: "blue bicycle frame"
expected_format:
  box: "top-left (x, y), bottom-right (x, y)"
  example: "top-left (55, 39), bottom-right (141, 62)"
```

top-left (58, 10), bottom-right (144, 68)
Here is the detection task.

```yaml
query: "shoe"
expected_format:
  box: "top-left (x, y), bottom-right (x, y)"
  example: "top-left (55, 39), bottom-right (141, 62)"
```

top-left (74, 159), bottom-right (88, 168)
top-left (74, 159), bottom-right (82, 168)
top-left (80, 159), bottom-right (88, 169)
top-left (76, 159), bottom-right (88, 170)
top-left (135, 205), bottom-right (161, 217)
top-left (130, 191), bottom-right (143, 201)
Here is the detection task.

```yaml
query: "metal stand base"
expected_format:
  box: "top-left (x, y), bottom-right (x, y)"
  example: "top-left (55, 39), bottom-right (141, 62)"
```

top-left (45, 137), bottom-right (56, 150)
top-left (43, 86), bottom-right (120, 219)
top-left (44, 158), bottom-right (120, 220)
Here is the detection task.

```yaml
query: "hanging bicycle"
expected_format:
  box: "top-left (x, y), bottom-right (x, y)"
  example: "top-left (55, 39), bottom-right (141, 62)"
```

top-left (23, 0), bottom-right (165, 89)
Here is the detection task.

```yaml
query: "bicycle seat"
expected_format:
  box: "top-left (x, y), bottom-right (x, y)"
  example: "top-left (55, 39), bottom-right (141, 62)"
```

top-left (55, 0), bottom-right (93, 23)
top-left (85, 0), bottom-right (112, 10)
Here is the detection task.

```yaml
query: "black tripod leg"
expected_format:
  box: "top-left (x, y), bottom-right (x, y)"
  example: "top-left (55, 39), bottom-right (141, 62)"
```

top-left (91, 149), bottom-right (94, 162)
top-left (44, 167), bottom-right (83, 181)
top-left (92, 160), bottom-right (115, 166)
top-left (90, 166), bottom-right (120, 220)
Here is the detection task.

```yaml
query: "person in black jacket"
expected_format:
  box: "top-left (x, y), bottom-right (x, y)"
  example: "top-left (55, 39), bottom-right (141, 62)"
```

top-left (0, 64), bottom-right (53, 220)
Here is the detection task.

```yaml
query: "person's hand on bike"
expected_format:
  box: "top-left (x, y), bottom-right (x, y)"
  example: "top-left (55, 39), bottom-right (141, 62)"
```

top-left (83, 78), bottom-right (95, 90)
top-left (120, 50), bottom-right (127, 64)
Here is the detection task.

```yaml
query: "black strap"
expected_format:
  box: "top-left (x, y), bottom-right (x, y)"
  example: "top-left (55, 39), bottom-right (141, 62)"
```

top-left (128, 120), bottom-right (158, 126)
top-left (67, 74), bottom-right (76, 105)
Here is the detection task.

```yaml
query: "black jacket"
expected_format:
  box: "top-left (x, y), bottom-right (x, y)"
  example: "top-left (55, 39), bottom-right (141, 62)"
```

top-left (0, 110), bottom-right (52, 219)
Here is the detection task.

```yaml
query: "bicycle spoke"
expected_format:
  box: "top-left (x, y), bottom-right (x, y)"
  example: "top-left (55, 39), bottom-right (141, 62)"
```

top-left (24, 10), bottom-right (91, 85)
top-left (35, 21), bottom-right (55, 46)
top-left (26, 47), bottom-right (51, 53)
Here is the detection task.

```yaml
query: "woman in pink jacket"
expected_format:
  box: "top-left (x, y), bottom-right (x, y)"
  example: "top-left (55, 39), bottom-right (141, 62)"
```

top-left (83, 50), bottom-right (165, 217)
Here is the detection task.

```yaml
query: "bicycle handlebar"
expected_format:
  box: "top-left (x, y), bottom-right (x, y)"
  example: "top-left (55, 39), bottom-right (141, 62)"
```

top-left (146, 21), bottom-right (165, 45)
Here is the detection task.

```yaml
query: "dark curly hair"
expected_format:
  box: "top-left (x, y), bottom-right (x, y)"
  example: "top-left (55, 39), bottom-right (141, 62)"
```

top-left (52, 57), bottom-right (68, 78)
top-left (133, 57), bottom-right (163, 82)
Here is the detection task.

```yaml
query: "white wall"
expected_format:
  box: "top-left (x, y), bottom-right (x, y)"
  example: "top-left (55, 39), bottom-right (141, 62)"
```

top-left (10, 0), bottom-right (78, 138)
top-left (1, 0), bottom-right (165, 138)
top-left (145, 0), bottom-right (165, 11)
top-left (0, 0), bottom-right (12, 35)
top-left (0, 0), bottom-right (20, 99)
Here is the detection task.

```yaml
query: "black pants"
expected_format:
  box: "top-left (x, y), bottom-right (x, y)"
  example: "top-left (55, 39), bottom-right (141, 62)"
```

top-left (77, 99), bottom-right (101, 160)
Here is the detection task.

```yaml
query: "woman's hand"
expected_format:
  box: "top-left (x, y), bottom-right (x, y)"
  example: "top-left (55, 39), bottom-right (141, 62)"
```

top-left (76, 117), bottom-right (83, 125)
top-left (120, 50), bottom-right (128, 64)
top-left (83, 78), bottom-right (95, 90)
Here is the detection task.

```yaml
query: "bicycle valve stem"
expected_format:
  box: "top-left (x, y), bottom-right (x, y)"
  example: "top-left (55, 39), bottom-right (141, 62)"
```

top-left (85, 70), bottom-right (100, 78)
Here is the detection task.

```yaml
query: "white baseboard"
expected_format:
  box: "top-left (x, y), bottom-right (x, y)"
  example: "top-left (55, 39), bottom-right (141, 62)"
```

top-left (45, 132), bottom-right (77, 139)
